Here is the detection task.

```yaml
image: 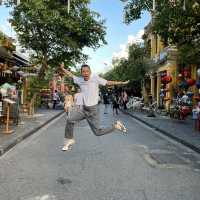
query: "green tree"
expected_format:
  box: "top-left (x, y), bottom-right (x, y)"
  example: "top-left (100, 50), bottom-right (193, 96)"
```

top-left (9, 0), bottom-right (107, 78)
top-left (104, 44), bottom-right (151, 82)
top-left (121, 0), bottom-right (200, 65)
top-left (120, 0), bottom-right (152, 24)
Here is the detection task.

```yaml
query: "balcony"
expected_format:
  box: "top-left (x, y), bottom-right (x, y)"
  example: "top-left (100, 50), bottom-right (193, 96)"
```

top-left (152, 46), bottom-right (178, 65)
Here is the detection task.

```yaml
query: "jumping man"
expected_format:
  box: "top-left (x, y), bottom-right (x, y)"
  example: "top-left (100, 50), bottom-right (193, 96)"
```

top-left (60, 63), bottom-right (129, 151)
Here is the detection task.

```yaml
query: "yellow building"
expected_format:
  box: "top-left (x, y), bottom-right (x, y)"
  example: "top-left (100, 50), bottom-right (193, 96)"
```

top-left (143, 22), bottom-right (178, 110)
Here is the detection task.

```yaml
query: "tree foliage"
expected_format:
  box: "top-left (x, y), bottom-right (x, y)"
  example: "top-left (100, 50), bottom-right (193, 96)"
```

top-left (121, 0), bottom-right (200, 65)
top-left (104, 44), bottom-right (151, 82)
top-left (120, 0), bottom-right (152, 24)
top-left (9, 0), bottom-right (107, 77)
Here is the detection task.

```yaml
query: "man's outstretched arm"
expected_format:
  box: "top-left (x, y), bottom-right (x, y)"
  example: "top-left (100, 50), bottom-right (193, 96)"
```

top-left (106, 80), bottom-right (129, 86)
top-left (59, 63), bottom-right (74, 78)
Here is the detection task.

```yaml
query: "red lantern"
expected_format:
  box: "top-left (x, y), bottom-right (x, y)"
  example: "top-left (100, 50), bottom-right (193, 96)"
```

top-left (165, 75), bottom-right (172, 83)
top-left (161, 77), bottom-right (166, 83)
top-left (187, 79), bottom-right (196, 86)
top-left (161, 75), bottom-right (172, 84)
top-left (182, 69), bottom-right (191, 77)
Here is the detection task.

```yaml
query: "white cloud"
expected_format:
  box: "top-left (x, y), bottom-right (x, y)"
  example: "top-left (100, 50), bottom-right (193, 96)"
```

top-left (0, 20), bottom-right (16, 38)
top-left (128, 29), bottom-right (144, 45)
top-left (101, 60), bottom-right (113, 73)
top-left (112, 29), bottom-right (144, 61)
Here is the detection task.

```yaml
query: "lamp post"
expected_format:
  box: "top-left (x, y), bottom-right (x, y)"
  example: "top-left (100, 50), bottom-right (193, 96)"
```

top-left (67, 0), bottom-right (70, 14)
top-left (153, 0), bottom-right (155, 11)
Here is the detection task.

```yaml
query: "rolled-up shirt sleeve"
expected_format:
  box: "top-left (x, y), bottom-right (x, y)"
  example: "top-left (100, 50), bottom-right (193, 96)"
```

top-left (96, 75), bottom-right (107, 86)
top-left (73, 76), bottom-right (81, 85)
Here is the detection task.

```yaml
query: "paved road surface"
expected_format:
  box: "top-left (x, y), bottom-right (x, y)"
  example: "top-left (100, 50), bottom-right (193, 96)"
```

top-left (0, 105), bottom-right (200, 200)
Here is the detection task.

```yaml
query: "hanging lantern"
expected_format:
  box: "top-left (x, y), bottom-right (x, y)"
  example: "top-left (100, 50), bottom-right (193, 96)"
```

top-left (179, 81), bottom-right (189, 90)
top-left (160, 89), bottom-right (165, 92)
top-left (196, 80), bottom-right (200, 89)
top-left (178, 82), bottom-right (184, 88)
top-left (182, 68), bottom-right (191, 77)
top-left (178, 73), bottom-right (182, 77)
top-left (165, 75), bottom-right (172, 83)
top-left (197, 69), bottom-right (200, 77)
top-left (183, 81), bottom-right (189, 90)
top-left (177, 73), bottom-right (183, 80)
top-left (187, 79), bottom-right (196, 86)
top-left (161, 75), bottom-right (172, 84)
top-left (161, 77), bottom-right (166, 83)
top-left (186, 91), bottom-right (194, 98)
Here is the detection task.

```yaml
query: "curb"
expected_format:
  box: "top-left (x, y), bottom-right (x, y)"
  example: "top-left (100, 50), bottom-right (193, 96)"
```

top-left (123, 110), bottom-right (200, 154)
top-left (0, 111), bottom-right (64, 156)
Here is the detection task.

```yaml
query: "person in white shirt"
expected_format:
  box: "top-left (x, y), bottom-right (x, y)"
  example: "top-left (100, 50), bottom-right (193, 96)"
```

top-left (59, 63), bottom-right (129, 151)
top-left (74, 88), bottom-right (83, 109)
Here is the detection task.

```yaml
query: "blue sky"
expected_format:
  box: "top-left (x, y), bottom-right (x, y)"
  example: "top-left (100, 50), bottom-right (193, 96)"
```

top-left (0, 0), bottom-right (151, 73)
top-left (87, 0), bottom-right (150, 73)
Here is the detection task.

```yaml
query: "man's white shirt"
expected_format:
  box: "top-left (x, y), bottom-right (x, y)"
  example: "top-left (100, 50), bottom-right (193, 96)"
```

top-left (74, 92), bottom-right (83, 106)
top-left (73, 74), bottom-right (107, 106)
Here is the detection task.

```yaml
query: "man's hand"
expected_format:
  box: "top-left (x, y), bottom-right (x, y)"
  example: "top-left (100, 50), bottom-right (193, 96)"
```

top-left (123, 80), bottom-right (129, 85)
top-left (58, 63), bottom-right (73, 78)
top-left (107, 80), bottom-right (130, 86)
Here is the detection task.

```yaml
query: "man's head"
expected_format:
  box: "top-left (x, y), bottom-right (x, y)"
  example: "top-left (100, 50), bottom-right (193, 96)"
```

top-left (81, 64), bottom-right (91, 81)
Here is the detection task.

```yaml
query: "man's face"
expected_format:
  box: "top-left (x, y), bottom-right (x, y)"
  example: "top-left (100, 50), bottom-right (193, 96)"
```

top-left (81, 67), bottom-right (91, 81)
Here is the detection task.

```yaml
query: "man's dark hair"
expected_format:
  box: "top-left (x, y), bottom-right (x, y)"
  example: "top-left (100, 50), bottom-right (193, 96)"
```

top-left (81, 64), bottom-right (91, 72)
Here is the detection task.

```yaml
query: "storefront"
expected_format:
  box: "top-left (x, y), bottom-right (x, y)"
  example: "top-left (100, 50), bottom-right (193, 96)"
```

top-left (0, 47), bottom-right (31, 133)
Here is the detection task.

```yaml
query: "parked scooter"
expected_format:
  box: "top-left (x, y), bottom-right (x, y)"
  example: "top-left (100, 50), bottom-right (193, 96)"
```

top-left (169, 95), bottom-right (192, 120)
top-left (126, 97), bottom-right (144, 111)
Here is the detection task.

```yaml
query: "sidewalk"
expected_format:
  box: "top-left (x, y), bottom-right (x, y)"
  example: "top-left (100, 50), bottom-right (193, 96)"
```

top-left (124, 109), bottom-right (200, 154)
top-left (0, 109), bottom-right (64, 156)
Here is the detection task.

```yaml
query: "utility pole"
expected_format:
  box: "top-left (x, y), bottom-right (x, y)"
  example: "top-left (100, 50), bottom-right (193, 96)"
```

top-left (67, 0), bottom-right (70, 14)
top-left (153, 0), bottom-right (155, 11)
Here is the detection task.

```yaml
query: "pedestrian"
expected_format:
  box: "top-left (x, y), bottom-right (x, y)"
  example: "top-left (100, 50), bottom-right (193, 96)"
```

top-left (64, 92), bottom-right (74, 115)
top-left (59, 63), bottom-right (129, 151)
top-left (52, 90), bottom-right (60, 109)
top-left (112, 95), bottom-right (120, 115)
top-left (121, 91), bottom-right (128, 110)
top-left (103, 93), bottom-right (109, 114)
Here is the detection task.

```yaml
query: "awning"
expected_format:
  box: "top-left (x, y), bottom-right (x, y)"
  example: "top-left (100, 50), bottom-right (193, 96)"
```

top-left (0, 46), bottom-right (12, 60)
top-left (12, 52), bottom-right (30, 67)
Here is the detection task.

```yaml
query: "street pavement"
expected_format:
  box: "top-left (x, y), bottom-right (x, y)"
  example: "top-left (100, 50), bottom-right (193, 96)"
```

top-left (0, 109), bottom-right (64, 156)
top-left (0, 105), bottom-right (200, 200)
top-left (124, 109), bottom-right (200, 153)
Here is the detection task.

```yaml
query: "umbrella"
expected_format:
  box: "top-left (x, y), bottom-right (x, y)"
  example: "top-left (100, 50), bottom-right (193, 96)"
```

top-left (0, 83), bottom-right (15, 89)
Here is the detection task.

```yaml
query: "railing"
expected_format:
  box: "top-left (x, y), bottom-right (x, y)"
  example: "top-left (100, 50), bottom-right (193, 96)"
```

top-left (152, 46), bottom-right (178, 64)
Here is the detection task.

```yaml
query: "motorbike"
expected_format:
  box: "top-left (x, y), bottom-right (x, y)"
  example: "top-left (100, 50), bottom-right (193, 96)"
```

top-left (169, 96), bottom-right (192, 120)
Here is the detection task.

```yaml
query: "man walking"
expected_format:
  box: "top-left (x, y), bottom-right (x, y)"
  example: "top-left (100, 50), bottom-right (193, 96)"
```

top-left (59, 63), bottom-right (129, 151)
